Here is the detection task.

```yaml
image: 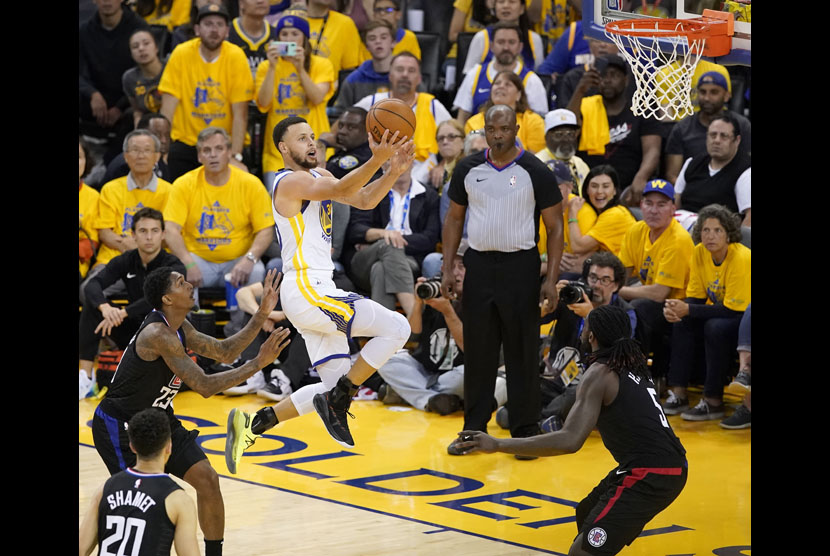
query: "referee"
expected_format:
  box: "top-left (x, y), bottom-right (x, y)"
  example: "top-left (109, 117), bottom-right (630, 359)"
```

top-left (441, 105), bottom-right (564, 456)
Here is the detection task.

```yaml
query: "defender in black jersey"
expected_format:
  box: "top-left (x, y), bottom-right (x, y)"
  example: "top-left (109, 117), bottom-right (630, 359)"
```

top-left (455, 305), bottom-right (687, 556)
top-left (81, 408), bottom-right (199, 556)
top-left (91, 267), bottom-right (291, 556)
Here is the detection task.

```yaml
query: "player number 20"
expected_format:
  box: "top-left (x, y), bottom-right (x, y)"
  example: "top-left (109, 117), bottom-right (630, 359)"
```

top-left (100, 515), bottom-right (146, 556)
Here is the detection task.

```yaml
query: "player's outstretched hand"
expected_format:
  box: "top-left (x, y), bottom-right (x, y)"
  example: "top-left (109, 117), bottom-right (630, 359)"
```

top-left (387, 138), bottom-right (416, 177)
top-left (257, 269), bottom-right (282, 316)
top-left (455, 430), bottom-right (499, 454)
top-left (256, 327), bottom-right (292, 367)
top-left (368, 129), bottom-right (409, 163)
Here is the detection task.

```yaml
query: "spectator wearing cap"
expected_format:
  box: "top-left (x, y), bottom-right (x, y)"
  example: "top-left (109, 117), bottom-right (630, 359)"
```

top-left (674, 112), bottom-right (751, 227)
top-left (159, 3), bottom-right (255, 180)
top-left (665, 70), bottom-right (751, 186)
top-left (618, 179), bottom-right (695, 383)
top-left (567, 54), bottom-right (664, 207)
top-left (536, 108), bottom-right (590, 193)
top-left (256, 12), bottom-right (336, 191)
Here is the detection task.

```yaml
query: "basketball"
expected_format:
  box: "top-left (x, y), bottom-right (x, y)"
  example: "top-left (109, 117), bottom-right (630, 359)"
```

top-left (366, 98), bottom-right (416, 143)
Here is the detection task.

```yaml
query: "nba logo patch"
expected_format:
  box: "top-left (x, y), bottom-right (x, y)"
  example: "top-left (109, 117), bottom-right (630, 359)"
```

top-left (509, 175), bottom-right (517, 188)
top-left (170, 376), bottom-right (182, 388)
top-left (587, 527), bottom-right (607, 547)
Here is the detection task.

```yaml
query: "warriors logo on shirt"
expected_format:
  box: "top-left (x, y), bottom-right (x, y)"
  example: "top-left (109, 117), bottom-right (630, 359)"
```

top-left (706, 278), bottom-right (724, 305)
top-left (120, 203), bottom-right (146, 235)
top-left (192, 77), bottom-right (227, 124)
top-left (196, 201), bottom-right (235, 250)
top-left (320, 200), bottom-right (332, 241)
top-left (640, 255), bottom-right (654, 283)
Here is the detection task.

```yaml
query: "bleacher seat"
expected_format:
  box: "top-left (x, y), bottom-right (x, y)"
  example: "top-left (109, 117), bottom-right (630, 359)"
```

top-left (414, 31), bottom-right (441, 94)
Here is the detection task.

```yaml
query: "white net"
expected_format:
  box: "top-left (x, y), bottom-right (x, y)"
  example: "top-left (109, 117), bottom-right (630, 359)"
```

top-left (605, 23), bottom-right (705, 121)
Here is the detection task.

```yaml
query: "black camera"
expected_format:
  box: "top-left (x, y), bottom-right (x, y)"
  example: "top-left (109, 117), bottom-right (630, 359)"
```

top-left (559, 280), bottom-right (593, 305)
top-left (416, 277), bottom-right (443, 300)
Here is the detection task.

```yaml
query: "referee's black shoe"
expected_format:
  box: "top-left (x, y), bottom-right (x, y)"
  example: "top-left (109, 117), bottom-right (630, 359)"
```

top-left (313, 376), bottom-right (358, 448)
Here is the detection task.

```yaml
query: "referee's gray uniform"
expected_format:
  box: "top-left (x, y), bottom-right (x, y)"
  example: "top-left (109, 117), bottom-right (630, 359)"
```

top-left (447, 149), bottom-right (562, 437)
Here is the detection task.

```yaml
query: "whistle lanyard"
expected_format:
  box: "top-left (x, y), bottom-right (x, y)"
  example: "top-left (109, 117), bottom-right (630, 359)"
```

top-left (386, 187), bottom-right (411, 233)
top-left (153, 310), bottom-right (183, 345)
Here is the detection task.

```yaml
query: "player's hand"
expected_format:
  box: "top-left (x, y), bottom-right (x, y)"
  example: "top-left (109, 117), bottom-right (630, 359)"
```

top-left (539, 280), bottom-right (559, 316)
top-left (383, 229), bottom-right (408, 249)
top-left (255, 327), bottom-right (291, 367)
top-left (387, 138), bottom-right (416, 177)
top-left (257, 269), bottom-right (282, 316)
top-left (368, 129), bottom-right (409, 164)
top-left (230, 256), bottom-right (255, 287)
top-left (455, 430), bottom-right (499, 454)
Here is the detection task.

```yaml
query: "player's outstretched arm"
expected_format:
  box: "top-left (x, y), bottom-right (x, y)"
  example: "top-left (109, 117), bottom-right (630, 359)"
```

top-left (341, 137), bottom-right (416, 209)
top-left (167, 490), bottom-right (200, 556)
top-left (455, 364), bottom-right (610, 457)
top-left (79, 486), bottom-right (103, 556)
top-left (151, 324), bottom-right (291, 398)
top-left (182, 270), bottom-right (282, 363)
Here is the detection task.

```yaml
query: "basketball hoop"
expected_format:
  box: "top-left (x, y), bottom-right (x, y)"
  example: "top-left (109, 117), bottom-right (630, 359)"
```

top-left (604, 10), bottom-right (734, 121)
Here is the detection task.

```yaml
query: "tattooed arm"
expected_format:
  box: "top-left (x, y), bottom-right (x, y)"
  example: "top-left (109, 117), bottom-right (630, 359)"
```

top-left (143, 324), bottom-right (291, 398)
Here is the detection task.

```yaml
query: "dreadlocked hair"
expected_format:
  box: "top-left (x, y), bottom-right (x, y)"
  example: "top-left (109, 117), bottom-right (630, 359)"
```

top-left (586, 305), bottom-right (650, 379)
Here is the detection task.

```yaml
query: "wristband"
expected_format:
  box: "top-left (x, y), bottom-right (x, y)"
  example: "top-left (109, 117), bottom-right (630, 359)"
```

top-left (568, 218), bottom-right (579, 224)
top-left (185, 262), bottom-right (196, 269)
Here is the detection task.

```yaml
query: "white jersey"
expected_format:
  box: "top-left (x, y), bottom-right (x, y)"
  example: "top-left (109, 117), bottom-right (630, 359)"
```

top-left (272, 169), bottom-right (335, 283)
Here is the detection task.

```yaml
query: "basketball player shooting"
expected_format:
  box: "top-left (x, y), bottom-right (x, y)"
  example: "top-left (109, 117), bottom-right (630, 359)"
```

top-left (225, 116), bottom-right (416, 472)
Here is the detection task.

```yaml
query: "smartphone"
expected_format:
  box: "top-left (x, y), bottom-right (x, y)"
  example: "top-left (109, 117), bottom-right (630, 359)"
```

top-left (270, 41), bottom-right (298, 56)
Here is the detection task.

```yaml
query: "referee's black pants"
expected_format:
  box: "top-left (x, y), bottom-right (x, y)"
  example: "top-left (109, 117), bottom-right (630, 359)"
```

top-left (461, 247), bottom-right (542, 437)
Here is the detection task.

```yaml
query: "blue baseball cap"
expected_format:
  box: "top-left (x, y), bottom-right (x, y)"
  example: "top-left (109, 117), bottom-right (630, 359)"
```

top-left (546, 159), bottom-right (574, 186)
top-left (642, 179), bottom-right (675, 201)
top-left (697, 71), bottom-right (729, 91)
top-left (276, 14), bottom-right (310, 38)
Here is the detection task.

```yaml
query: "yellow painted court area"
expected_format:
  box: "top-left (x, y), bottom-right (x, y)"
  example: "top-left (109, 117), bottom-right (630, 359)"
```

top-left (79, 391), bottom-right (750, 555)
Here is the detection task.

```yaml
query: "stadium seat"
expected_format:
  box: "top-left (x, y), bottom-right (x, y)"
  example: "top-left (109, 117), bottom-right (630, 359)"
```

top-left (414, 32), bottom-right (441, 94)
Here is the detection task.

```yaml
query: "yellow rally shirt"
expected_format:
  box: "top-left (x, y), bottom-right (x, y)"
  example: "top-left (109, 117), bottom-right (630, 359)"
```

top-left (686, 242), bottom-right (751, 311)
top-left (538, 193), bottom-right (596, 256)
top-left (465, 110), bottom-right (547, 154)
top-left (79, 184), bottom-right (100, 278)
top-left (619, 219), bottom-right (694, 299)
top-left (165, 166), bottom-right (274, 263)
top-left (94, 176), bottom-right (172, 266)
top-left (308, 11), bottom-right (362, 81)
top-left (158, 39), bottom-right (254, 146)
top-left (585, 205), bottom-right (636, 255)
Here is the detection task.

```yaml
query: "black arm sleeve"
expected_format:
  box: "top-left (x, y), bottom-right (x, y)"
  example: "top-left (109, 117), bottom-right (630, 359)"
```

top-left (685, 297), bottom-right (744, 320)
top-left (84, 255), bottom-right (130, 309)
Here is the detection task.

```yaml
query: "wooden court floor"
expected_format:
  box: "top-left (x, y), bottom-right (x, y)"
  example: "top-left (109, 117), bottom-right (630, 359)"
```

top-left (79, 390), bottom-right (751, 555)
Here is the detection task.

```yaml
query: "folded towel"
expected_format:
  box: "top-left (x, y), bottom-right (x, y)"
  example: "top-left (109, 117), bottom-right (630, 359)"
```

top-left (578, 95), bottom-right (610, 155)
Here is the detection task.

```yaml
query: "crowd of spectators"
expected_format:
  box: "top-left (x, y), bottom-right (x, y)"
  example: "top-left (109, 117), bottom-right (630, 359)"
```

top-left (80, 0), bottom-right (751, 431)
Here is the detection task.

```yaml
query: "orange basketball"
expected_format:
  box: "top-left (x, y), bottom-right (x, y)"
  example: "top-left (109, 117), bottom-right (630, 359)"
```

top-left (366, 98), bottom-right (416, 143)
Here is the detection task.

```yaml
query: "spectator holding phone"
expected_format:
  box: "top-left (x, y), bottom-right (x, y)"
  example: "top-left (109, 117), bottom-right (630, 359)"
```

top-left (256, 13), bottom-right (336, 192)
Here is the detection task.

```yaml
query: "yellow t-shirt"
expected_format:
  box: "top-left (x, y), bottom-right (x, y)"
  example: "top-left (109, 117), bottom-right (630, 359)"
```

top-left (534, 0), bottom-right (577, 50)
top-left (585, 205), bottom-right (636, 255)
top-left (308, 11), bottom-right (362, 81)
top-left (618, 219), bottom-right (694, 299)
top-left (142, 0), bottom-right (192, 31)
top-left (79, 184), bottom-right (100, 278)
top-left (165, 166), bottom-right (274, 263)
top-left (686, 242), bottom-right (751, 311)
top-left (656, 60), bottom-right (732, 121)
top-left (359, 28), bottom-right (422, 63)
top-left (94, 176), bottom-right (173, 266)
top-left (255, 55), bottom-right (336, 173)
top-left (465, 110), bottom-right (546, 154)
top-left (538, 193), bottom-right (596, 256)
top-left (158, 39), bottom-right (254, 146)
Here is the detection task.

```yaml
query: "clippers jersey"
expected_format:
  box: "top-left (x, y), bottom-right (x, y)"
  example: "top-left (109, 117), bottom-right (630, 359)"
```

top-left (98, 468), bottom-right (181, 556)
top-left (99, 310), bottom-right (187, 423)
top-left (271, 169), bottom-right (335, 283)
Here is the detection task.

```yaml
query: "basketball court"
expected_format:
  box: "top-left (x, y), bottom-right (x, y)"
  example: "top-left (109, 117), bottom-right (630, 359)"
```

top-left (79, 388), bottom-right (750, 555)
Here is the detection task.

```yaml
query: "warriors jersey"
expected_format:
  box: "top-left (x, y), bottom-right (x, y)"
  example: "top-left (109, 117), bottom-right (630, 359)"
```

top-left (271, 169), bottom-right (335, 281)
top-left (99, 310), bottom-right (186, 424)
top-left (98, 468), bottom-right (182, 555)
top-left (228, 18), bottom-right (277, 79)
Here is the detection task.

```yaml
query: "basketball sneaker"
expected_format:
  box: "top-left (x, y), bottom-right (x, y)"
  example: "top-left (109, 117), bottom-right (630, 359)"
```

top-left (223, 370), bottom-right (266, 396)
top-left (313, 378), bottom-right (357, 448)
top-left (79, 370), bottom-right (93, 401)
top-left (225, 408), bottom-right (259, 474)
top-left (257, 369), bottom-right (293, 402)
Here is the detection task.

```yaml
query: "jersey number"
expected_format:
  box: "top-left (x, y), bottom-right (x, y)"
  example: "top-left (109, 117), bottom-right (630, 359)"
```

top-left (100, 515), bottom-right (146, 556)
top-left (152, 386), bottom-right (176, 409)
top-left (647, 387), bottom-right (670, 429)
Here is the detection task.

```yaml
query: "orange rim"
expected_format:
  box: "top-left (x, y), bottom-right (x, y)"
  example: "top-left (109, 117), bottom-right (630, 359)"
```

top-left (605, 18), bottom-right (712, 42)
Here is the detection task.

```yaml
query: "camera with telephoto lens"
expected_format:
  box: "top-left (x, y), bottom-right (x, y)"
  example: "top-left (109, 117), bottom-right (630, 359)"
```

top-left (416, 276), bottom-right (443, 300)
top-left (559, 280), bottom-right (593, 305)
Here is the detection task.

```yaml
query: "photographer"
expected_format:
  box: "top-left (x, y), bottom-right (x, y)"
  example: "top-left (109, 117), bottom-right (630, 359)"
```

top-left (377, 241), bottom-right (507, 418)
top-left (499, 251), bottom-right (637, 431)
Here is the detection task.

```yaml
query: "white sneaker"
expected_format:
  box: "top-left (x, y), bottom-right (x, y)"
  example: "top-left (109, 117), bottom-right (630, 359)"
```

top-left (79, 371), bottom-right (93, 401)
top-left (257, 368), bottom-right (293, 401)
top-left (224, 371), bottom-right (267, 396)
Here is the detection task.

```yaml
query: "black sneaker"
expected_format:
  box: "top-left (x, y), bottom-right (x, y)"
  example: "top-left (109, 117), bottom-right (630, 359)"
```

top-left (662, 390), bottom-right (689, 415)
top-left (725, 370), bottom-right (751, 395)
top-left (257, 369), bottom-right (293, 402)
top-left (681, 399), bottom-right (725, 421)
top-left (720, 404), bottom-right (751, 429)
top-left (313, 385), bottom-right (356, 448)
top-left (427, 393), bottom-right (462, 415)
top-left (495, 405), bottom-right (510, 429)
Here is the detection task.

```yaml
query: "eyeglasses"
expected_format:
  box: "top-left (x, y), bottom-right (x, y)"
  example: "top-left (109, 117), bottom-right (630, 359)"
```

top-left (707, 131), bottom-right (734, 140)
top-left (437, 134), bottom-right (464, 142)
top-left (374, 7), bottom-right (397, 13)
top-left (548, 129), bottom-right (578, 139)
top-left (127, 148), bottom-right (156, 156)
top-left (586, 273), bottom-right (615, 286)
